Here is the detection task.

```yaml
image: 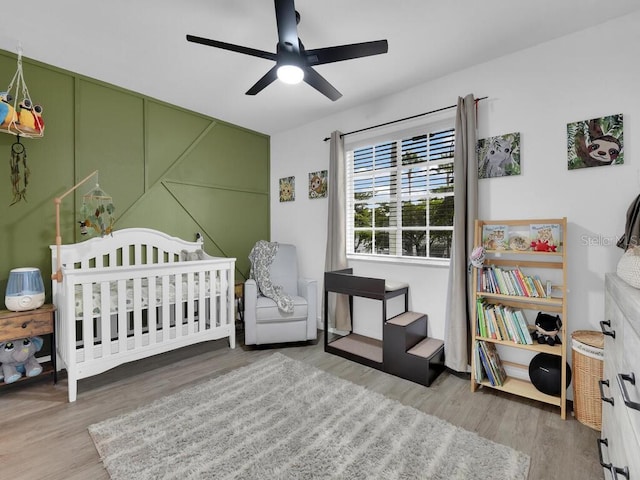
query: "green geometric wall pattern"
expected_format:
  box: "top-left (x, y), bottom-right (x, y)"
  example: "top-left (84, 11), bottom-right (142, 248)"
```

top-left (0, 49), bottom-right (269, 299)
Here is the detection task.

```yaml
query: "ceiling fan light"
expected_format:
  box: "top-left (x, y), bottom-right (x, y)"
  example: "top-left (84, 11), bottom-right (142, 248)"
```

top-left (277, 65), bottom-right (304, 85)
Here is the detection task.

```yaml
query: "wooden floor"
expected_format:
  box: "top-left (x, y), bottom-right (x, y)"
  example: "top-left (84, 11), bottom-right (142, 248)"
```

top-left (0, 331), bottom-right (603, 480)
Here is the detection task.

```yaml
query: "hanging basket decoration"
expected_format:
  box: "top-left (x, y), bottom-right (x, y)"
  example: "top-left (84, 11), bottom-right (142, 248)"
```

top-left (9, 136), bottom-right (28, 205)
top-left (79, 182), bottom-right (115, 237)
top-left (4, 48), bottom-right (44, 205)
top-left (1, 49), bottom-right (44, 138)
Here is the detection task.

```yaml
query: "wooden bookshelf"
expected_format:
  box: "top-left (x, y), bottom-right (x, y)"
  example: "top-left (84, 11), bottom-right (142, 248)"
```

top-left (471, 217), bottom-right (568, 419)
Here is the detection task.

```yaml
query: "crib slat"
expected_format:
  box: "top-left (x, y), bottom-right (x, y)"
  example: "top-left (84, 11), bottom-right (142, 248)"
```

top-left (220, 270), bottom-right (228, 327)
top-left (81, 283), bottom-right (94, 362)
top-left (117, 279), bottom-right (127, 352)
top-left (148, 275), bottom-right (157, 346)
top-left (161, 275), bottom-right (171, 341)
top-left (121, 246), bottom-right (130, 268)
top-left (198, 271), bottom-right (207, 332)
top-left (100, 281), bottom-right (111, 360)
top-left (186, 272), bottom-right (195, 335)
top-left (174, 273), bottom-right (183, 338)
top-left (210, 270), bottom-right (218, 328)
top-left (133, 278), bottom-right (143, 349)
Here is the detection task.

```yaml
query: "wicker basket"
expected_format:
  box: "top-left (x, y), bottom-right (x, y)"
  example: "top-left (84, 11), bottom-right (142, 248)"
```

top-left (571, 330), bottom-right (604, 431)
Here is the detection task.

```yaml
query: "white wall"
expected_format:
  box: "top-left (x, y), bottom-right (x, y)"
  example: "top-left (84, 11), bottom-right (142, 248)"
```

top-left (271, 12), bottom-right (640, 347)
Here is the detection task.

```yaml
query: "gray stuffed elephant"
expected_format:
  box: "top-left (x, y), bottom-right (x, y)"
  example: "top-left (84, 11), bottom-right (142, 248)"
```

top-left (0, 337), bottom-right (44, 383)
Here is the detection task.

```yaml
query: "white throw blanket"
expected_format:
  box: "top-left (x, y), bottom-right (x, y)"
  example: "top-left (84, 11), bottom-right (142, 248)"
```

top-left (249, 240), bottom-right (294, 313)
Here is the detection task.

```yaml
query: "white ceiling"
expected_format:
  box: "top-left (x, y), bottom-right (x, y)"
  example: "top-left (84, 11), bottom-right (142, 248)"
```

top-left (1, 0), bottom-right (640, 136)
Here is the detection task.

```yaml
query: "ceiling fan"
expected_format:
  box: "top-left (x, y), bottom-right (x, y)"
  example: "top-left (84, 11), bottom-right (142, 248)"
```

top-left (186, 0), bottom-right (388, 101)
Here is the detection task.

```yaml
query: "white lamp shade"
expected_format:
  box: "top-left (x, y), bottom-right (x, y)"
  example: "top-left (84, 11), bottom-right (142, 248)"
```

top-left (5, 267), bottom-right (45, 311)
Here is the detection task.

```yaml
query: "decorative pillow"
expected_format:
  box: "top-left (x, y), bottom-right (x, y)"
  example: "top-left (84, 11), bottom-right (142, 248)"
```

top-left (617, 246), bottom-right (640, 289)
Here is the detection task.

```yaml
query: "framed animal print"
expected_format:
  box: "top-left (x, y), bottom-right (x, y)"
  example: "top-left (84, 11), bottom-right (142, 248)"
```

top-left (567, 114), bottom-right (623, 170)
top-left (279, 176), bottom-right (295, 202)
top-left (308, 170), bottom-right (327, 199)
top-left (477, 132), bottom-right (521, 179)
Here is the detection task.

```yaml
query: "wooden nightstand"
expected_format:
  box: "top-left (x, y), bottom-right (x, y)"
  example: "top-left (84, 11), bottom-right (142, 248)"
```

top-left (0, 304), bottom-right (57, 386)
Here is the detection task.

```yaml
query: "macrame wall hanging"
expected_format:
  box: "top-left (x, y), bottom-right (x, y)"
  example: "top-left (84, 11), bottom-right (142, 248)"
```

top-left (1, 47), bottom-right (45, 205)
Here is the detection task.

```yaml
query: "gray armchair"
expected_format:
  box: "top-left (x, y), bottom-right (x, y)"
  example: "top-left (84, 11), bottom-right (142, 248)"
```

top-left (244, 243), bottom-right (317, 345)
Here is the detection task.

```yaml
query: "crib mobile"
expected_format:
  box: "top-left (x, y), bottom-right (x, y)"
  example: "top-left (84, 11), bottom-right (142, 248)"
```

top-left (1, 47), bottom-right (45, 205)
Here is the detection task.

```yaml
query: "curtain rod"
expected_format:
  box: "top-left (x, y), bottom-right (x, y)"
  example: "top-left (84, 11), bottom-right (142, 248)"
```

top-left (323, 96), bottom-right (487, 142)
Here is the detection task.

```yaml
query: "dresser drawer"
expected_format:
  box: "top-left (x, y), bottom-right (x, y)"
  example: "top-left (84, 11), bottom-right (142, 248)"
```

top-left (0, 307), bottom-right (55, 341)
top-left (604, 293), bottom-right (625, 368)
top-left (622, 320), bottom-right (640, 441)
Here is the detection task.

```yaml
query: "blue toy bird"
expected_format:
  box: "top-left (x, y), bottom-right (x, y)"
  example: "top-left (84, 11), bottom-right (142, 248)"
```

top-left (0, 91), bottom-right (17, 127)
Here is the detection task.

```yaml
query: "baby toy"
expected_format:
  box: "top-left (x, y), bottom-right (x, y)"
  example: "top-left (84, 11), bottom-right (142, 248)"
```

top-left (531, 312), bottom-right (562, 346)
top-left (0, 336), bottom-right (44, 383)
top-left (530, 239), bottom-right (557, 252)
top-left (469, 246), bottom-right (485, 268)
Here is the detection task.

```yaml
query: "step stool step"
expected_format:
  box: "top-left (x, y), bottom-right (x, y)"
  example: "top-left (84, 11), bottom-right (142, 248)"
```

top-left (408, 337), bottom-right (444, 359)
top-left (384, 312), bottom-right (427, 352)
top-left (386, 311), bottom-right (424, 327)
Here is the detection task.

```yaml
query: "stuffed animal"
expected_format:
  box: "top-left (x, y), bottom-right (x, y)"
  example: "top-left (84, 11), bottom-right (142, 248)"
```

top-left (0, 91), bottom-right (17, 127)
top-left (0, 337), bottom-right (44, 383)
top-left (530, 239), bottom-right (557, 252)
top-left (531, 312), bottom-right (562, 346)
top-left (17, 98), bottom-right (37, 130)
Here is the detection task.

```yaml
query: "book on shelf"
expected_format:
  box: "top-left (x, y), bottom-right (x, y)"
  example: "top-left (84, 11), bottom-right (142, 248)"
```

top-left (474, 340), bottom-right (485, 383)
top-left (530, 223), bottom-right (561, 248)
top-left (513, 309), bottom-right (534, 344)
top-left (476, 299), bottom-right (533, 345)
top-left (482, 224), bottom-right (509, 250)
top-left (478, 266), bottom-right (551, 299)
top-left (476, 340), bottom-right (507, 386)
top-left (513, 267), bottom-right (530, 296)
top-left (507, 227), bottom-right (531, 251)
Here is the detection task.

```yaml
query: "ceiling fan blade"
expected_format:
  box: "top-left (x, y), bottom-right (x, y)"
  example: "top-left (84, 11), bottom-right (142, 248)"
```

top-left (305, 40), bottom-right (388, 65)
top-left (186, 34), bottom-right (277, 61)
top-left (274, 0), bottom-right (300, 54)
top-left (303, 67), bottom-right (342, 101)
top-left (246, 66), bottom-right (279, 95)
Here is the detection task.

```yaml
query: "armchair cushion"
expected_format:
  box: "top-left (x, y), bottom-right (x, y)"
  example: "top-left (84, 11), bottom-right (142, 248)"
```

top-left (255, 295), bottom-right (308, 324)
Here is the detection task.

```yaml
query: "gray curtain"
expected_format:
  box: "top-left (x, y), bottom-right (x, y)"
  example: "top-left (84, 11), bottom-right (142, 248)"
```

top-left (444, 94), bottom-right (478, 372)
top-left (325, 131), bottom-right (351, 331)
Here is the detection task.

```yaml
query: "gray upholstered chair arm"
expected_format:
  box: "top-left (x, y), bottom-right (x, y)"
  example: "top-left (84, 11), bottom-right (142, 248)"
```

top-left (299, 278), bottom-right (318, 339)
top-left (244, 279), bottom-right (259, 345)
top-left (298, 278), bottom-right (316, 300)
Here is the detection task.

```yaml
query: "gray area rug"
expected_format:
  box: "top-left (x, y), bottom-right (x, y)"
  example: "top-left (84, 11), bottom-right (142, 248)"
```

top-left (89, 353), bottom-right (530, 479)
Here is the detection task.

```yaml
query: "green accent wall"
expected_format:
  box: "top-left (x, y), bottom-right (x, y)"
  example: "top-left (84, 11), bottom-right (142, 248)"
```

top-left (0, 49), bottom-right (269, 300)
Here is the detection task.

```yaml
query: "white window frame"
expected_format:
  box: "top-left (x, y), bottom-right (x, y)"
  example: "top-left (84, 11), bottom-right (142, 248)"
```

top-left (345, 118), bottom-right (455, 265)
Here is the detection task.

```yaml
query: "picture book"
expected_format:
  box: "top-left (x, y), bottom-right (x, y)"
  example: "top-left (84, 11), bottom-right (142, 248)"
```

top-left (482, 224), bottom-right (509, 250)
top-left (508, 228), bottom-right (530, 251)
top-left (530, 223), bottom-right (561, 248)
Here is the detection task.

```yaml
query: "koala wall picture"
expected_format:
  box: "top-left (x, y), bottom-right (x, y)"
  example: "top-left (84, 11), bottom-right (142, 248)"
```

top-left (308, 170), bottom-right (327, 199)
top-left (477, 132), bottom-right (521, 179)
top-left (279, 176), bottom-right (295, 202)
top-left (567, 114), bottom-right (623, 170)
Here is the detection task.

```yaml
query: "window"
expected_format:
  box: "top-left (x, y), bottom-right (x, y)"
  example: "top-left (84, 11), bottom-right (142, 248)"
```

top-left (346, 125), bottom-right (455, 260)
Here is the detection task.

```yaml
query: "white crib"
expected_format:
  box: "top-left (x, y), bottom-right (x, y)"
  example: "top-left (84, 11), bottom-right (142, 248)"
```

top-left (50, 228), bottom-right (236, 402)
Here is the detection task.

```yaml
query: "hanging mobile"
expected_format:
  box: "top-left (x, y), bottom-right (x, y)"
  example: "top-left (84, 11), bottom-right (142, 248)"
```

top-left (9, 136), bottom-right (28, 205)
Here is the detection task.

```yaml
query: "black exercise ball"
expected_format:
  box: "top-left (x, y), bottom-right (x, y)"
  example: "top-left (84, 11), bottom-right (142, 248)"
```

top-left (529, 353), bottom-right (572, 396)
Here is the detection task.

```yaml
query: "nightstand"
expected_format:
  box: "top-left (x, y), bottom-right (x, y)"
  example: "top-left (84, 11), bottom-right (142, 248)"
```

top-left (0, 304), bottom-right (57, 386)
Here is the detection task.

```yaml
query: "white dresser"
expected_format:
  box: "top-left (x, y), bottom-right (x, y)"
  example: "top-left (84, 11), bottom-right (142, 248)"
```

top-left (600, 273), bottom-right (640, 479)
